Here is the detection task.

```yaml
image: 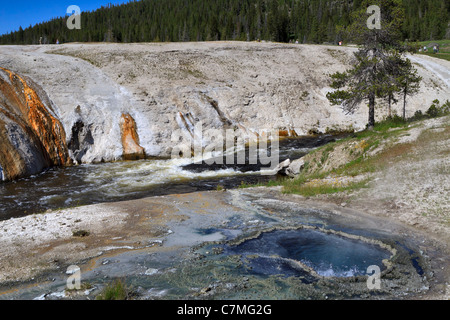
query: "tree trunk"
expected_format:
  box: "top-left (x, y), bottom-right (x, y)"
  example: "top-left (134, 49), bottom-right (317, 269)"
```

top-left (388, 95), bottom-right (392, 117)
top-left (368, 94), bottom-right (375, 130)
top-left (403, 90), bottom-right (407, 120)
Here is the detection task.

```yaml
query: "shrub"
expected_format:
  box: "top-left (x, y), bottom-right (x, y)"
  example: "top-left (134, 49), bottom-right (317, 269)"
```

top-left (426, 105), bottom-right (439, 118)
top-left (96, 279), bottom-right (129, 300)
top-left (425, 99), bottom-right (450, 118)
top-left (72, 230), bottom-right (90, 237)
top-left (410, 110), bottom-right (424, 122)
top-left (407, 99), bottom-right (450, 122)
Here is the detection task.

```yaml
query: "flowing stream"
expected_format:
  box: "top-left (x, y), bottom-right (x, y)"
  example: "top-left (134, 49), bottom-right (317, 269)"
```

top-left (0, 134), bottom-right (341, 221)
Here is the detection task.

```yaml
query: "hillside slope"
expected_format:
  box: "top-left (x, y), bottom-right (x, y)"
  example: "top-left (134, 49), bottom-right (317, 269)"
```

top-left (282, 115), bottom-right (450, 243)
top-left (1, 0), bottom-right (448, 44)
top-left (0, 42), bottom-right (449, 171)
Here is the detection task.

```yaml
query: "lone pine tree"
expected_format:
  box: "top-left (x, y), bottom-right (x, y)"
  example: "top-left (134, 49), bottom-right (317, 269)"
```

top-left (326, 0), bottom-right (421, 129)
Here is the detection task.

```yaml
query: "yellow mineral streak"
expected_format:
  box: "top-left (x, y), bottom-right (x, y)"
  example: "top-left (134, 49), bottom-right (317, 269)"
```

top-left (120, 113), bottom-right (145, 160)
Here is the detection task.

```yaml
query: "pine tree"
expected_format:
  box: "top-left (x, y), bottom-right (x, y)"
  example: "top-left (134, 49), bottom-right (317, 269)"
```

top-left (396, 57), bottom-right (422, 119)
top-left (326, 0), bottom-right (420, 129)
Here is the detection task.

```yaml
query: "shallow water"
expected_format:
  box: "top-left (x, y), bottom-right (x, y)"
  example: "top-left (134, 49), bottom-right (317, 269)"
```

top-left (0, 158), bottom-right (271, 220)
top-left (0, 134), bottom-right (341, 220)
top-left (0, 186), bottom-right (429, 300)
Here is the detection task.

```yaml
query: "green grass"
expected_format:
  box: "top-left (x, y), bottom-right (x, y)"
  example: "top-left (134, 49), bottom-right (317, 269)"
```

top-left (239, 113), bottom-right (449, 197)
top-left (96, 279), bottom-right (129, 300)
top-left (239, 124), bottom-right (404, 195)
top-left (415, 40), bottom-right (450, 49)
top-left (238, 179), bottom-right (282, 189)
top-left (257, 117), bottom-right (413, 196)
top-left (282, 178), bottom-right (370, 197)
top-left (413, 40), bottom-right (450, 61)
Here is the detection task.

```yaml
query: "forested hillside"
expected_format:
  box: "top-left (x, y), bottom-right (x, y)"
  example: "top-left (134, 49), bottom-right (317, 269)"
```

top-left (1, 0), bottom-right (449, 45)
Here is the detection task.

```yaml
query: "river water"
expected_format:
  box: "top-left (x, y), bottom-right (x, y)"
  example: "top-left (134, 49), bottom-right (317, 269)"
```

top-left (0, 135), bottom-right (341, 221)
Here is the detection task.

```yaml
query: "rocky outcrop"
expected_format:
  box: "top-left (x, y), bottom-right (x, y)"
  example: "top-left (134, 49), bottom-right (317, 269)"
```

top-left (274, 159), bottom-right (291, 176)
top-left (67, 118), bottom-right (94, 165)
top-left (285, 159), bottom-right (306, 177)
top-left (275, 158), bottom-right (305, 177)
top-left (0, 67), bottom-right (71, 181)
top-left (120, 113), bottom-right (146, 160)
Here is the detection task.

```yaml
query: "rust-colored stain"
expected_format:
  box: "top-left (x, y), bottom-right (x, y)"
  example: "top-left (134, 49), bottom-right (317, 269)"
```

top-left (278, 129), bottom-right (298, 137)
top-left (178, 112), bottom-right (193, 136)
top-left (0, 67), bottom-right (71, 180)
top-left (120, 113), bottom-right (146, 160)
top-left (16, 72), bottom-right (70, 166)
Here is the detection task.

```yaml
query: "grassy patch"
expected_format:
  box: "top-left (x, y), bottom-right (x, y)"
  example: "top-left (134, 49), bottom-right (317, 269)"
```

top-left (240, 111), bottom-right (448, 198)
top-left (282, 177), bottom-right (370, 197)
top-left (414, 40), bottom-right (450, 61)
top-left (238, 179), bottom-right (282, 189)
top-left (258, 117), bottom-right (420, 196)
top-left (96, 279), bottom-right (130, 300)
top-left (418, 52), bottom-right (450, 62)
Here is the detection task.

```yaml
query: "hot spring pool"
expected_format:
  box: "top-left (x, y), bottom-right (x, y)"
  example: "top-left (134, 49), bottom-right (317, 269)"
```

top-left (218, 228), bottom-right (394, 279)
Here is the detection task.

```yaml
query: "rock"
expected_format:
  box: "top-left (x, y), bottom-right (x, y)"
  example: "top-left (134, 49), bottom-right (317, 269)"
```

top-left (285, 159), bottom-right (305, 178)
top-left (274, 159), bottom-right (291, 175)
top-left (144, 268), bottom-right (158, 276)
top-left (67, 120), bottom-right (94, 164)
top-left (0, 67), bottom-right (71, 181)
top-left (120, 113), bottom-right (146, 160)
top-left (72, 230), bottom-right (90, 237)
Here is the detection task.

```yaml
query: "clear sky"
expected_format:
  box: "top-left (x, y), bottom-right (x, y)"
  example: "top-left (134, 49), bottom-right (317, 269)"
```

top-left (0, 1), bottom-right (132, 36)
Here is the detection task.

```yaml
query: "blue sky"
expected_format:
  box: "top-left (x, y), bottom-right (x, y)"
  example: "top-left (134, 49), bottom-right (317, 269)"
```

top-left (0, 1), bottom-right (131, 36)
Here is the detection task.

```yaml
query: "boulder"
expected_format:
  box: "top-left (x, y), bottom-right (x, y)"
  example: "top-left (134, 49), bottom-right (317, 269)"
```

top-left (0, 67), bottom-right (71, 181)
top-left (274, 159), bottom-right (291, 175)
top-left (285, 158), bottom-right (305, 178)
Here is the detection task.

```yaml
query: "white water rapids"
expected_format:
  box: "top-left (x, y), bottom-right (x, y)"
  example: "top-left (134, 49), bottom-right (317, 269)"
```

top-left (0, 134), bottom-right (341, 221)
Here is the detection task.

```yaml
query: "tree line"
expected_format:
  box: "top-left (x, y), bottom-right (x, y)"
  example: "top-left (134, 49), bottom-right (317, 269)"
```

top-left (1, 0), bottom-right (449, 45)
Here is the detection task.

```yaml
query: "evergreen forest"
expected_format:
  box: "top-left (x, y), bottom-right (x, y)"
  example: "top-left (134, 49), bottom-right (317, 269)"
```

top-left (1, 0), bottom-right (448, 45)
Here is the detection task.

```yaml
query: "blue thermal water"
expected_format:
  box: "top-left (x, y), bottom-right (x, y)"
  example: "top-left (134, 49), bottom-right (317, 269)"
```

top-left (225, 229), bottom-right (391, 278)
